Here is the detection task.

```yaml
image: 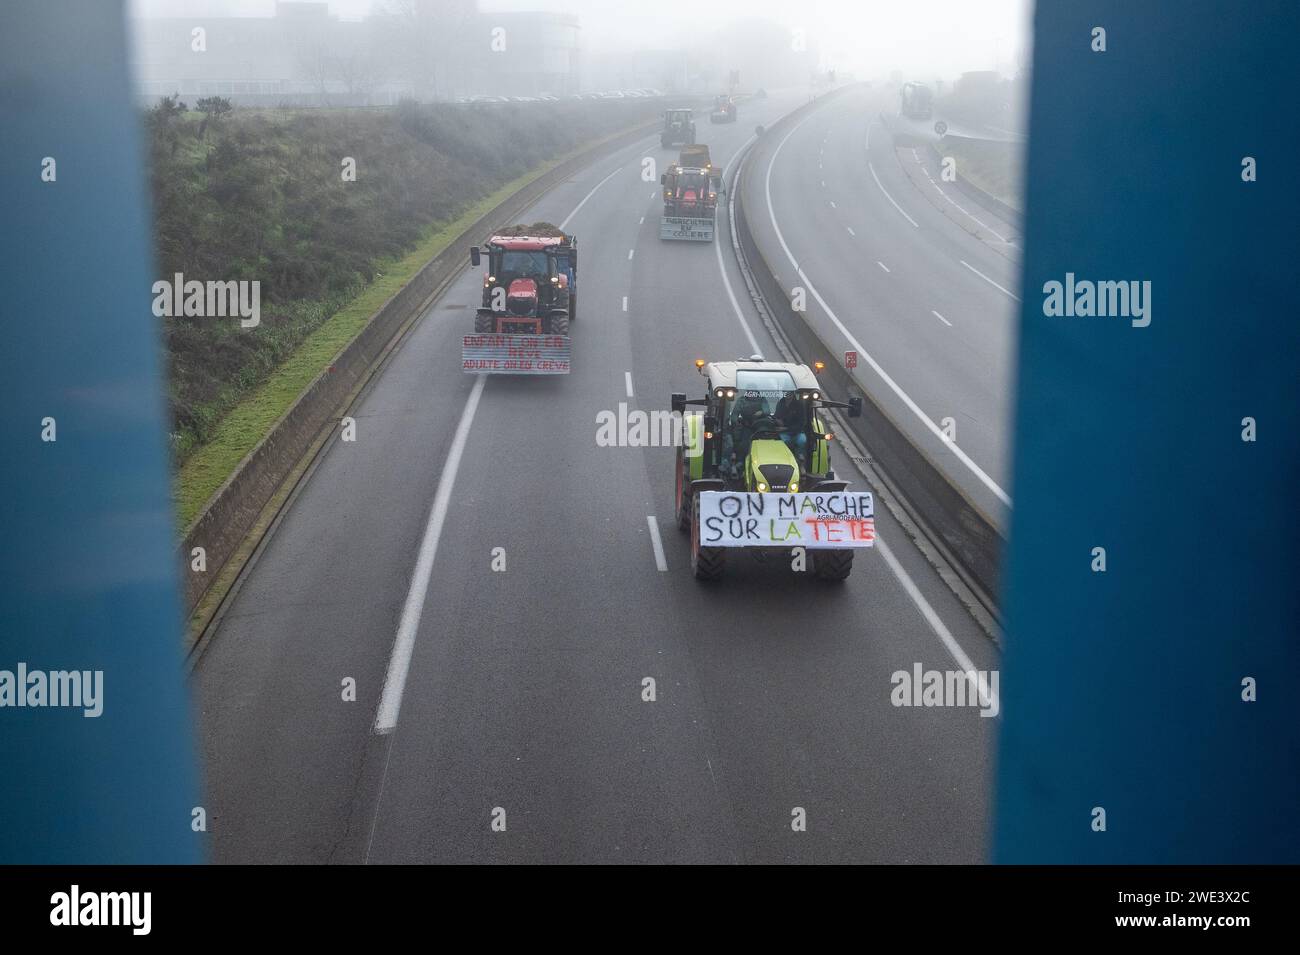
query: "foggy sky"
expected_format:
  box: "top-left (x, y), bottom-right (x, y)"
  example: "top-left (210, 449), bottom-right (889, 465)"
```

top-left (127, 0), bottom-right (1032, 80)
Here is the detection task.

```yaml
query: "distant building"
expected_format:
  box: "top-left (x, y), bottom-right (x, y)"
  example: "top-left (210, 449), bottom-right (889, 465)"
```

top-left (470, 12), bottom-right (580, 97)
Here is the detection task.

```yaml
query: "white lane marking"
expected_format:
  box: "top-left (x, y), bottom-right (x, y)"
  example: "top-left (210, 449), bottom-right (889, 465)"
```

top-left (639, 216), bottom-right (645, 224)
top-left (910, 152), bottom-right (1012, 243)
top-left (765, 116), bottom-right (1010, 506)
top-left (622, 296), bottom-right (628, 311)
top-left (877, 538), bottom-right (998, 715)
top-left (868, 161), bottom-right (920, 229)
top-left (561, 164), bottom-right (624, 229)
top-left (625, 371), bottom-right (634, 397)
top-left (952, 203), bottom-right (1009, 243)
top-left (877, 261), bottom-right (890, 273)
top-left (646, 516), bottom-right (668, 572)
top-left (846, 226), bottom-right (856, 237)
top-left (628, 248), bottom-right (635, 260)
top-left (932, 309), bottom-right (952, 327)
top-left (376, 156), bottom-right (629, 735)
top-left (820, 179), bottom-right (826, 188)
top-left (375, 373), bottom-right (486, 733)
top-left (829, 200), bottom-right (837, 208)
top-left (650, 190), bottom-right (657, 199)
top-left (960, 259), bottom-right (1021, 302)
top-left (924, 184), bottom-right (1009, 243)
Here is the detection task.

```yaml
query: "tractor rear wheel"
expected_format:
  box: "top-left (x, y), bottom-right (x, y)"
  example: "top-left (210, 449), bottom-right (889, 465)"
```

top-left (812, 549), bottom-right (854, 581)
top-left (691, 493), bottom-right (725, 580)
top-left (473, 310), bottom-right (494, 333)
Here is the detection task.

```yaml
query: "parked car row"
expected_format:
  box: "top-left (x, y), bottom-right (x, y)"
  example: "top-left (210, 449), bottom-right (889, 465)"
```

top-left (453, 89), bottom-right (668, 106)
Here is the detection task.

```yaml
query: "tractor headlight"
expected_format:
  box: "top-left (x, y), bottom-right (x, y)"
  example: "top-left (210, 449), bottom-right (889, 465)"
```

top-left (789, 481), bottom-right (799, 493)
top-left (756, 481), bottom-right (768, 492)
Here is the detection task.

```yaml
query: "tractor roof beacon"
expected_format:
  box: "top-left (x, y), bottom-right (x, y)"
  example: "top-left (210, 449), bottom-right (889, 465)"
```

top-left (670, 358), bottom-right (867, 581)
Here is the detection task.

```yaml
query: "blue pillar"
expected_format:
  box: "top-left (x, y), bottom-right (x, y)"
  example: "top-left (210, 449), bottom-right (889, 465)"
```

top-left (995, 1), bottom-right (1300, 862)
top-left (0, 1), bottom-right (201, 863)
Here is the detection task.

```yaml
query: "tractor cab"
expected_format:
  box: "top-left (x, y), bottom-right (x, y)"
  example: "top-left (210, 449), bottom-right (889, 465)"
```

top-left (672, 359), bottom-right (864, 494)
top-left (662, 167), bottom-right (713, 212)
top-left (719, 368), bottom-right (806, 490)
top-left (469, 229), bottom-right (578, 334)
top-left (660, 108), bottom-right (696, 148)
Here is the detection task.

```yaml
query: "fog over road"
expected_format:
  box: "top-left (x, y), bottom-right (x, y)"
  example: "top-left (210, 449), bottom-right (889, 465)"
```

top-left (748, 84), bottom-right (1020, 521)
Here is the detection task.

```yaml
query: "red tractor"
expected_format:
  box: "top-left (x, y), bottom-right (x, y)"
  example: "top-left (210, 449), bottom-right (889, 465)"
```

top-left (660, 145), bottom-right (722, 242)
top-left (468, 225), bottom-right (577, 335)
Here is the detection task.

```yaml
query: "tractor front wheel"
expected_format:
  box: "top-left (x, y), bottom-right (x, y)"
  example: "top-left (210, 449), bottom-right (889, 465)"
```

top-left (473, 310), bottom-right (494, 333)
top-left (546, 311), bottom-right (570, 336)
top-left (812, 549), bottom-right (854, 581)
top-left (675, 450), bottom-right (690, 531)
top-left (691, 493), bottom-right (725, 580)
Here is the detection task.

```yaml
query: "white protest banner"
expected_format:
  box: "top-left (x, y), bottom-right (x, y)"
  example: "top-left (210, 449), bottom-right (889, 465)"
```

top-left (462, 334), bottom-right (570, 374)
top-left (697, 491), bottom-right (875, 549)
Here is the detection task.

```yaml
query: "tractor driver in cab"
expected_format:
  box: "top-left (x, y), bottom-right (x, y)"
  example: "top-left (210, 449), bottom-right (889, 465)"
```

top-left (498, 249), bottom-right (549, 283)
top-left (775, 394), bottom-right (810, 462)
top-left (724, 391), bottom-right (781, 478)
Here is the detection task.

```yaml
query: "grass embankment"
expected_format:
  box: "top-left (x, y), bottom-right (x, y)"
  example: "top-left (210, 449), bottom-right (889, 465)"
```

top-left (940, 137), bottom-right (1024, 213)
top-left (146, 99), bottom-right (659, 528)
top-left (933, 77), bottom-right (1027, 212)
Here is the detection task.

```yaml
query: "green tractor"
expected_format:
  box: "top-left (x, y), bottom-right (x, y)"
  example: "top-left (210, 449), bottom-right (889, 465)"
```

top-left (671, 358), bottom-right (867, 581)
top-left (660, 107), bottom-right (696, 148)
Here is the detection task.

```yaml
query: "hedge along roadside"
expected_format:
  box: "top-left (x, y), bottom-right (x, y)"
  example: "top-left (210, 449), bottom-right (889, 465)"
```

top-left (179, 117), bottom-right (661, 621)
top-left (732, 90), bottom-right (1004, 617)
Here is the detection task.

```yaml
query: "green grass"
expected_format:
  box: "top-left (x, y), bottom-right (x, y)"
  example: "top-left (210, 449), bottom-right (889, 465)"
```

top-left (941, 139), bottom-right (1023, 213)
top-left (174, 133), bottom-right (632, 529)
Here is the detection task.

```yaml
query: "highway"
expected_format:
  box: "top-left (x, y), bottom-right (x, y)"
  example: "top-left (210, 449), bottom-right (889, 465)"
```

top-left (748, 84), bottom-right (1021, 522)
top-left (192, 86), bottom-right (999, 864)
